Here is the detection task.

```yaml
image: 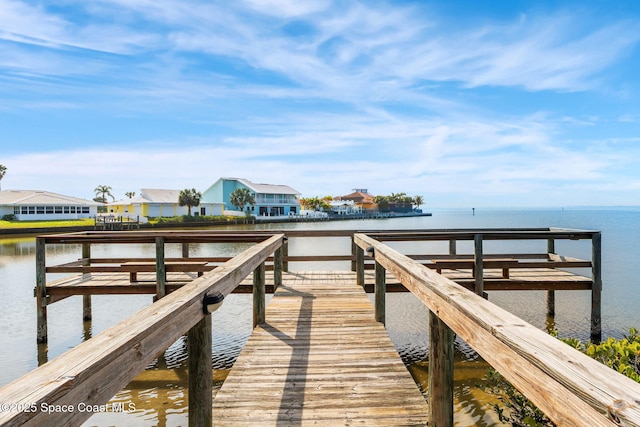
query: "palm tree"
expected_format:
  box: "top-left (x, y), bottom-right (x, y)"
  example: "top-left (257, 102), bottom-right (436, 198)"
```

top-left (125, 191), bottom-right (136, 199)
top-left (413, 195), bottom-right (424, 209)
top-left (229, 188), bottom-right (256, 215)
top-left (373, 195), bottom-right (389, 211)
top-left (0, 164), bottom-right (6, 191)
top-left (178, 188), bottom-right (202, 216)
top-left (94, 185), bottom-right (115, 203)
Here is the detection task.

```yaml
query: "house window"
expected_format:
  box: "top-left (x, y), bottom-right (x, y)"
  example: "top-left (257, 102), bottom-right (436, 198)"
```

top-left (36, 206), bottom-right (45, 214)
top-left (70, 206), bottom-right (76, 213)
top-left (21, 207), bottom-right (28, 214)
top-left (45, 207), bottom-right (54, 214)
top-left (201, 207), bottom-right (206, 216)
top-left (14, 207), bottom-right (20, 215)
top-left (81, 207), bottom-right (90, 214)
top-left (64, 206), bottom-right (70, 214)
top-left (29, 206), bottom-right (35, 214)
top-left (55, 206), bottom-right (63, 214)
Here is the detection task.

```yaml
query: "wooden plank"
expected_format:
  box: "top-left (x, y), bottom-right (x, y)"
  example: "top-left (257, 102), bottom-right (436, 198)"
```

top-left (212, 272), bottom-right (429, 426)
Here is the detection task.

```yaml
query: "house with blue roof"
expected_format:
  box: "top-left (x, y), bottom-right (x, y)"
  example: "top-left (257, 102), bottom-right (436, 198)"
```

top-left (202, 178), bottom-right (301, 217)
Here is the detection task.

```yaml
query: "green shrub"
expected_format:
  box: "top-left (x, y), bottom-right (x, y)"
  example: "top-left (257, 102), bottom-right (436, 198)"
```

top-left (563, 328), bottom-right (640, 382)
top-left (1, 214), bottom-right (16, 221)
top-left (483, 328), bottom-right (640, 426)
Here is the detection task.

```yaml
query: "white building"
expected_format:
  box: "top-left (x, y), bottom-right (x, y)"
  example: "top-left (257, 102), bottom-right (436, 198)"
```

top-left (0, 190), bottom-right (100, 220)
top-left (328, 200), bottom-right (362, 215)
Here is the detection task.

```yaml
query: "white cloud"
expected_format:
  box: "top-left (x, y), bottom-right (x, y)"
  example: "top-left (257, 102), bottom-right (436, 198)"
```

top-left (1, 1), bottom-right (639, 207)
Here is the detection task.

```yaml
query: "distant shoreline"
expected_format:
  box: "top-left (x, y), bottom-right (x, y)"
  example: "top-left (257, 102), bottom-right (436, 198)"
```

top-left (0, 212), bottom-right (433, 237)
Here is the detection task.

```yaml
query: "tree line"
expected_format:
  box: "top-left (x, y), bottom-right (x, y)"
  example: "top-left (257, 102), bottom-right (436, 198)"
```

top-left (300, 192), bottom-right (424, 212)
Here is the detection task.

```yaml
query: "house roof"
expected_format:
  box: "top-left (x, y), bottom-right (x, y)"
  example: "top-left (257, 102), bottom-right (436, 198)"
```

top-left (226, 178), bottom-right (300, 196)
top-left (0, 190), bottom-right (100, 206)
top-left (108, 195), bottom-right (147, 206)
top-left (338, 191), bottom-right (374, 203)
top-left (139, 189), bottom-right (183, 203)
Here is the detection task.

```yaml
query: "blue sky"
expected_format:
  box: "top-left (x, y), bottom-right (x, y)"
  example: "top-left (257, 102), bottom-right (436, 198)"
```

top-left (1, 0), bottom-right (640, 207)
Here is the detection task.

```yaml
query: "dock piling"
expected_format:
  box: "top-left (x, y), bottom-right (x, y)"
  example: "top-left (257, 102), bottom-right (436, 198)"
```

top-left (375, 261), bottom-right (386, 324)
top-left (546, 239), bottom-right (556, 316)
top-left (253, 262), bottom-right (266, 327)
top-left (155, 237), bottom-right (166, 299)
top-left (356, 240), bottom-right (365, 287)
top-left (187, 315), bottom-right (212, 427)
top-left (473, 234), bottom-right (484, 296)
top-left (274, 246), bottom-right (283, 290)
top-left (35, 237), bottom-right (47, 343)
top-left (591, 232), bottom-right (602, 343)
top-left (82, 243), bottom-right (92, 321)
top-left (429, 310), bottom-right (454, 427)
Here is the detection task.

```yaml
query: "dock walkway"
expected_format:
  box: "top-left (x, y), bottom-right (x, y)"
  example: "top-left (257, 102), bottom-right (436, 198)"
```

top-left (212, 271), bottom-right (429, 426)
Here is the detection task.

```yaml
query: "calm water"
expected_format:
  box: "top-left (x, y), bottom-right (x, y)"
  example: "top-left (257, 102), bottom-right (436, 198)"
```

top-left (0, 207), bottom-right (638, 426)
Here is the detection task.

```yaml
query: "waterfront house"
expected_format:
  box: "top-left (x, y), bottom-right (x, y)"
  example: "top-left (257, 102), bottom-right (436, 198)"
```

top-left (335, 189), bottom-right (376, 211)
top-left (0, 190), bottom-right (99, 220)
top-left (202, 178), bottom-right (301, 217)
top-left (108, 189), bottom-right (223, 219)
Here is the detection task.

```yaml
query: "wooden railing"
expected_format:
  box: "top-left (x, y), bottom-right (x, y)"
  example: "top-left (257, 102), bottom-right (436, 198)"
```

top-left (353, 228), bottom-right (602, 341)
top-left (0, 233), bottom-right (284, 427)
top-left (354, 233), bottom-right (640, 427)
top-left (35, 231), bottom-right (279, 343)
top-left (35, 228), bottom-right (601, 342)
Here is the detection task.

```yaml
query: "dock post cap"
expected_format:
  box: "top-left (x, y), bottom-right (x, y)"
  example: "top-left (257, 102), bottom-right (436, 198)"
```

top-left (203, 291), bottom-right (224, 314)
top-left (366, 246), bottom-right (375, 255)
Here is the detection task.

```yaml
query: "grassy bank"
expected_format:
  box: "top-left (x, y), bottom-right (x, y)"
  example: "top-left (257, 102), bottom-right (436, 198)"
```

top-left (0, 216), bottom-right (253, 235)
top-left (0, 218), bottom-right (95, 229)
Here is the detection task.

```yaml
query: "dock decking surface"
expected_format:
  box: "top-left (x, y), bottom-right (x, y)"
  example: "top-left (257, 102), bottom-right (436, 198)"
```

top-left (212, 271), bottom-right (430, 426)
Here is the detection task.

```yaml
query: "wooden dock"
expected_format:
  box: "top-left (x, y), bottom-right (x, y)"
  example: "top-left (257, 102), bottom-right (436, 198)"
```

top-left (212, 271), bottom-right (429, 426)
